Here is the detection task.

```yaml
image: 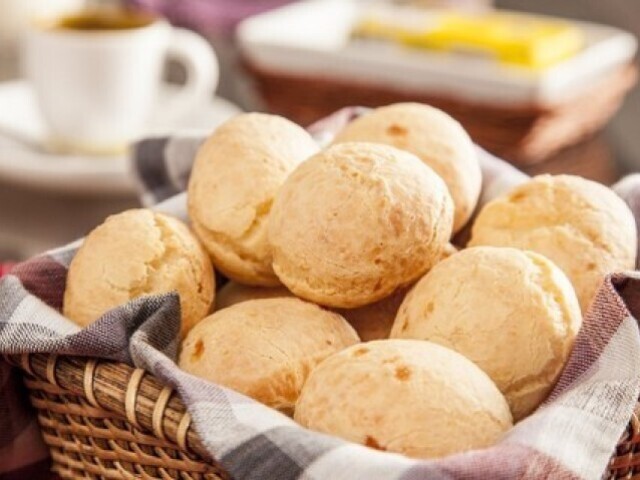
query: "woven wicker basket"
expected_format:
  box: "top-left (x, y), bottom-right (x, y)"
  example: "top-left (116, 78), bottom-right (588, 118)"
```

top-left (243, 61), bottom-right (637, 166)
top-left (4, 353), bottom-right (227, 479)
top-left (3, 352), bottom-right (639, 479)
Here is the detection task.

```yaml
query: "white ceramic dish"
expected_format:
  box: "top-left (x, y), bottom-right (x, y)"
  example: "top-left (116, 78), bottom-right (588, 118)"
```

top-left (0, 80), bottom-right (241, 196)
top-left (238, 0), bottom-right (638, 106)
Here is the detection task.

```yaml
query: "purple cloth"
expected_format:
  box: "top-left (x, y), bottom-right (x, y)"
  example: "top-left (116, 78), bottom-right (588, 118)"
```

top-left (130, 0), bottom-right (295, 32)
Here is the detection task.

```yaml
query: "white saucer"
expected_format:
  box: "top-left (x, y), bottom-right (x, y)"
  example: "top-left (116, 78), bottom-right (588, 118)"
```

top-left (0, 80), bottom-right (242, 196)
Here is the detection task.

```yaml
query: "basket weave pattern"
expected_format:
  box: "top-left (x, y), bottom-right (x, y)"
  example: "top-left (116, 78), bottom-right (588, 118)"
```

top-left (607, 403), bottom-right (640, 479)
top-left (243, 61), bottom-right (637, 165)
top-left (5, 353), bottom-right (640, 479)
top-left (5, 354), bottom-right (227, 480)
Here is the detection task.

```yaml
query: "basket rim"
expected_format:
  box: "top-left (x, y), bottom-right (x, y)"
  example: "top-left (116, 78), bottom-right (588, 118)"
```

top-left (4, 353), bottom-right (220, 470)
top-left (5, 347), bottom-right (640, 479)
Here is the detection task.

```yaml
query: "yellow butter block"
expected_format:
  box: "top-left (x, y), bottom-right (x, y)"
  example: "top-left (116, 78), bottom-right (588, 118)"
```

top-left (355, 11), bottom-right (584, 69)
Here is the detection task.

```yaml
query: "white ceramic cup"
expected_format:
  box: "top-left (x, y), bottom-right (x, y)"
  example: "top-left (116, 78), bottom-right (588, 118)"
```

top-left (23, 10), bottom-right (219, 154)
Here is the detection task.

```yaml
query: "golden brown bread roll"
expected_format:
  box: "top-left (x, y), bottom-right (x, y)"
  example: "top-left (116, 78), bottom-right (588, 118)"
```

top-left (469, 174), bottom-right (637, 311)
top-left (295, 340), bottom-right (512, 458)
top-left (179, 297), bottom-right (359, 413)
top-left (188, 113), bottom-right (319, 286)
top-left (64, 209), bottom-right (214, 337)
top-left (268, 142), bottom-right (454, 308)
top-left (392, 246), bottom-right (582, 420)
top-left (333, 103), bottom-right (481, 233)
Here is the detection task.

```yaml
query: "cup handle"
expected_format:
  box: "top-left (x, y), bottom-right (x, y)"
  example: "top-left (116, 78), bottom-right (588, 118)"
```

top-left (163, 28), bottom-right (219, 121)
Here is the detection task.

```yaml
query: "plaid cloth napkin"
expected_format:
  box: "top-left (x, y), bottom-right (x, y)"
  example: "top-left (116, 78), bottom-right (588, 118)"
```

top-left (2, 108), bottom-right (640, 480)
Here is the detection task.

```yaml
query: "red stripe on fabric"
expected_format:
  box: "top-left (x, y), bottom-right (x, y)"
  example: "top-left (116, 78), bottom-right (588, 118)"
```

top-left (0, 263), bottom-right (14, 278)
top-left (432, 442), bottom-right (581, 480)
top-left (9, 256), bottom-right (67, 312)
top-left (546, 275), bottom-right (630, 401)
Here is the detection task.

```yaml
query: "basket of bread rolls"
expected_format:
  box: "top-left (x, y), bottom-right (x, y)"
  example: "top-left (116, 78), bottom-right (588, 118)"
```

top-left (1, 103), bottom-right (639, 480)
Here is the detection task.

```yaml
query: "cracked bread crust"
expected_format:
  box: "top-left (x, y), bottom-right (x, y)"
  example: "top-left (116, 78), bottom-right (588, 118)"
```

top-left (391, 246), bottom-right (582, 420)
top-left (187, 113), bottom-right (319, 286)
top-left (179, 297), bottom-right (359, 412)
top-left (268, 142), bottom-right (454, 309)
top-left (63, 209), bottom-right (215, 337)
top-left (469, 175), bottom-right (637, 312)
top-left (333, 103), bottom-right (481, 233)
top-left (294, 340), bottom-right (512, 459)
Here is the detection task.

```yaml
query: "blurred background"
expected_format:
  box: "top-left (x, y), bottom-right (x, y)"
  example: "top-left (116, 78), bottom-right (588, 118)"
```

top-left (0, 0), bottom-right (638, 262)
top-left (498, 0), bottom-right (640, 174)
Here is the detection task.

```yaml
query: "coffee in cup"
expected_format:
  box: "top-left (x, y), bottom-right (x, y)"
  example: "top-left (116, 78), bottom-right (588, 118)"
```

top-left (23, 8), bottom-right (219, 154)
